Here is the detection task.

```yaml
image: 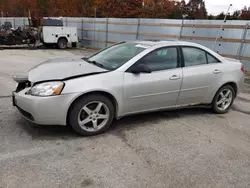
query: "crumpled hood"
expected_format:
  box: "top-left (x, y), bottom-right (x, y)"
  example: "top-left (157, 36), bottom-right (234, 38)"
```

top-left (28, 56), bottom-right (107, 83)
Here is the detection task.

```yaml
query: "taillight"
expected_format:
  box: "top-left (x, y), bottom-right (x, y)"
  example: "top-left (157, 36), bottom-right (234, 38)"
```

top-left (241, 64), bottom-right (245, 73)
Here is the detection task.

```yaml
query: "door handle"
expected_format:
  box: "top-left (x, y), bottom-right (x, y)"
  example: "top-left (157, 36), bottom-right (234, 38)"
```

top-left (213, 69), bottom-right (222, 74)
top-left (170, 75), bottom-right (180, 80)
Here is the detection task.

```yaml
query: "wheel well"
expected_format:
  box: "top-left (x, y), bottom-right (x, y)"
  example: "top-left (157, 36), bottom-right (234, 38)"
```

top-left (58, 37), bottom-right (68, 43)
top-left (221, 82), bottom-right (238, 95)
top-left (66, 91), bottom-right (118, 125)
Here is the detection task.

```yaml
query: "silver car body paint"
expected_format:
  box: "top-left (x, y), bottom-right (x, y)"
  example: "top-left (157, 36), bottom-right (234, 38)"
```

top-left (13, 41), bottom-right (245, 125)
top-left (28, 56), bottom-right (106, 83)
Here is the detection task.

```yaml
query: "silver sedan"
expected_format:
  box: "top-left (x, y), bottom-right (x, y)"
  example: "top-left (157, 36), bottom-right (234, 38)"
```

top-left (12, 41), bottom-right (245, 136)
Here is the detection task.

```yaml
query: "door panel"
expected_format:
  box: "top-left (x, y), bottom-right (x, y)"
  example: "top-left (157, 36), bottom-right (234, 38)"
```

top-left (177, 46), bottom-right (224, 105)
top-left (123, 68), bottom-right (183, 114)
top-left (177, 64), bottom-right (224, 105)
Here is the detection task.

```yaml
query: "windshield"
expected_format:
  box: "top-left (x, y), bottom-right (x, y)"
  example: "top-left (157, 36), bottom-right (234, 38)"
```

top-left (85, 43), bottom-right (150, 70)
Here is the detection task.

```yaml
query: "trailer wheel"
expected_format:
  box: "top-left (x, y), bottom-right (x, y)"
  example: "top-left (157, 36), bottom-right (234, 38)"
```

top-left (57, 38), bottom-right (68, 49)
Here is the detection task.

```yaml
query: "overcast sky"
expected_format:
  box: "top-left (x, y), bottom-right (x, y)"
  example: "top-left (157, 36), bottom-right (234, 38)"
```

top-left (204, 0), bottom-right (249, 15)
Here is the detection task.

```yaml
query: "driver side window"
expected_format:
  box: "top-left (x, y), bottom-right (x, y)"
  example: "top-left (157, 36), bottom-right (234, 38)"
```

top-left (135, 47), bottom-right (178, 72)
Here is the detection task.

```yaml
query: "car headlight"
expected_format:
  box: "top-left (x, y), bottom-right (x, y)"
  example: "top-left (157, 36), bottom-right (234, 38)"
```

top-left (29, 81), bottom-right (64, 96)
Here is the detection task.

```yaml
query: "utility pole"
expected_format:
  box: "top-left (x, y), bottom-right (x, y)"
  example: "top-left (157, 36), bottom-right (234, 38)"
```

top-left (213, 4), bottom-right (233, 50)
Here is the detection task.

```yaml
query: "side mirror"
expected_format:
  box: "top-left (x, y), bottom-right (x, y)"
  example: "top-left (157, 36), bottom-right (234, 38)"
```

top-left (130, 64), bottom-right (151, 74)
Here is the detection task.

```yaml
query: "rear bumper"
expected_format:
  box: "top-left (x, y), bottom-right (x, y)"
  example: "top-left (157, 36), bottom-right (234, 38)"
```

top-left (13, 88), bottom-right (79, 125)
top-left (238, 75), bottom-right (245, 95)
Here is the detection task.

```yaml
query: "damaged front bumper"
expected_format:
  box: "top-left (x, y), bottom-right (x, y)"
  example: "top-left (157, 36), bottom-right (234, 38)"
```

top-left (11, 73), bottom-right (78, 126)
top-left (12, 87), bottom-right (79, 126)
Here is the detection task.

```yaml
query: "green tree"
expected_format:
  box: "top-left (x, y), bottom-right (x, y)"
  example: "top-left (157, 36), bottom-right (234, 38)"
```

top-left (37, 0), bottom-right (48, 16)
top-left (168, 1), bottom-right (184, 19)
top-left (141, 0), bottom-right (174, 18)
top-left (228, 10), bottom-right (240, 20)
top-left (184, 0), bottom-right (207, 19)
top-left (207, 14), bottom-right (215, 20)
top-left (215, 12), bottom-right (225, 20)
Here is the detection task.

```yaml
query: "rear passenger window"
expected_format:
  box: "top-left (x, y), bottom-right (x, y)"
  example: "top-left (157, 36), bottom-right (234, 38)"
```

top-left (182, 47), bottom-right (207, 67)
top-left (207, 53), bottom-right (220, 64)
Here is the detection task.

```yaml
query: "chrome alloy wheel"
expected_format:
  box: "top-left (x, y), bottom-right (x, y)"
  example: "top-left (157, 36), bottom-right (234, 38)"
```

top-left (78, 101), bottom-right (110, 132)
top-left (216, 89), bottom-right (233, 111)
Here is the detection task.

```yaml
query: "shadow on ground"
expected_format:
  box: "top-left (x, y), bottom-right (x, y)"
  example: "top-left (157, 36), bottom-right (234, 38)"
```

top-left (15, 107), bottom-right (212, 140)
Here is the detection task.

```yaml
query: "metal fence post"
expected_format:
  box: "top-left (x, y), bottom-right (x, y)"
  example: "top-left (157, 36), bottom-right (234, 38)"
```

top-left (105, 18), bottom-right (109, 47)
top-left (136, 18), bottom-right (141, 40)
top-left (13, 17), bottom-right (16, 28)
top-left (93, 16), bottom-right (96, 48)
top-left (238, 23), bottom-right (249, 60)
top-left (23, 17), bottom-right (25, 29)
top-left (179, 18), bottom-right (184, 40)
top-left (81, 18), bottom-right (84, 47)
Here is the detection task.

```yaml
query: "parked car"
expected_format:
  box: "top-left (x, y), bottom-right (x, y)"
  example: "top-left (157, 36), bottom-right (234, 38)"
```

top-left (12, 40), bottom-right (245, 136)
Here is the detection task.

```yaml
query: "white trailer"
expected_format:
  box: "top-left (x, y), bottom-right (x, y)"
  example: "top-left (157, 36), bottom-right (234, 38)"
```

top-left (40, 26), bottom-right (78, 49)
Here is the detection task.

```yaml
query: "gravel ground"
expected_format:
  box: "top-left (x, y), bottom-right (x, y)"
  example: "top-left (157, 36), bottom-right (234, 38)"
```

top-left (0, 48), bottom-right (250, 188)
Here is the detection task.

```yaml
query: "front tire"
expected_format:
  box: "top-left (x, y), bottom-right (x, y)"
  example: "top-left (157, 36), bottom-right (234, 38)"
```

top-left (212, 85), bottom-right (235, 114)
top-left (68, 95), bottom-right (115, 136)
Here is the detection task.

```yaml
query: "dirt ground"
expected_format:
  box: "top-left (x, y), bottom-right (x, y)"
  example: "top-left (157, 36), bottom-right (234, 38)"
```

top-left (0, 48), bottom-right (250, 188)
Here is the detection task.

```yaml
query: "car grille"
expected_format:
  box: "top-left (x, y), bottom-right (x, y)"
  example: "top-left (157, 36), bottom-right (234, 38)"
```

top-left (16, 81), bottom-right (31, 92)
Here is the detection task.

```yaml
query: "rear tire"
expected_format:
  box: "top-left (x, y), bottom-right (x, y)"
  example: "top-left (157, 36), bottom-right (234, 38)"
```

top-left (57, 38), bottom-right (68, 49)
top-left (212, 85), bottom-right (235, 114)
top-left (68, 95), bottom-right (115, 136)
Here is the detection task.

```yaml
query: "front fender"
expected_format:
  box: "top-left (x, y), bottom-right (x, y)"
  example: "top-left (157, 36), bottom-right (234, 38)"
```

top-left (62, 71), bottom-right (124, 116)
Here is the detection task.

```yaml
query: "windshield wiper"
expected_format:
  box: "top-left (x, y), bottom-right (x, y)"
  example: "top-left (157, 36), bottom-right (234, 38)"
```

top-left (82, 57), bottom-right (104, 68)
top-left (89, 60), bottom-right (104, 68)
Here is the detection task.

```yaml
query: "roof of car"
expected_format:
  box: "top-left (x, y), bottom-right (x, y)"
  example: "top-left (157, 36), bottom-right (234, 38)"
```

top-left (130, 40), bottom-right (201, 47)
top-left (124, 40), bottom-right (224, 62)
